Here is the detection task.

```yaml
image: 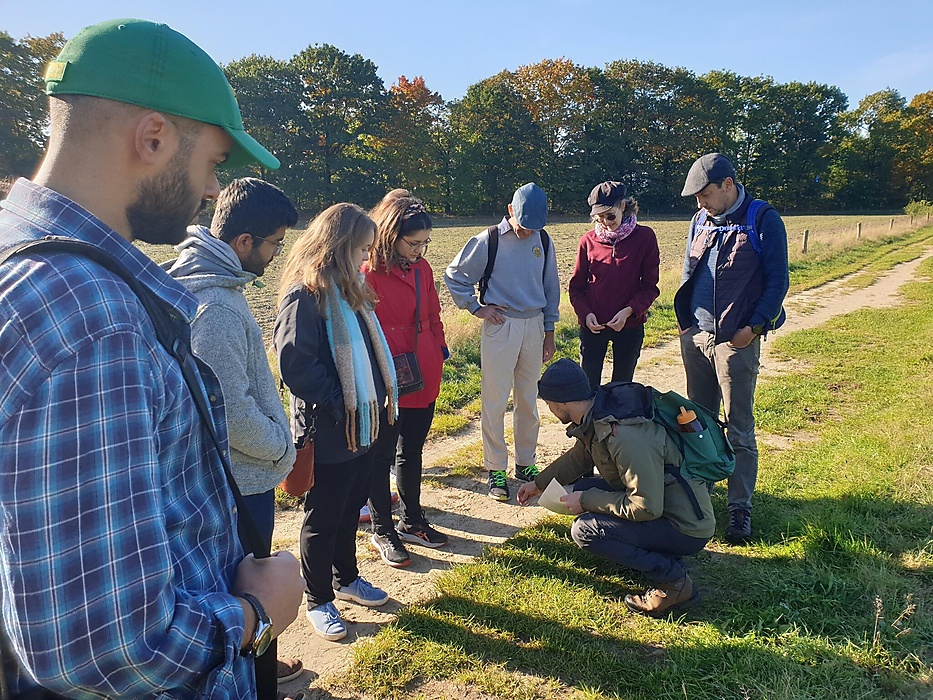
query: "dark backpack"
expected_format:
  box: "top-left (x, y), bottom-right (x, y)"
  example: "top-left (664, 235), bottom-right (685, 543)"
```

top-left (690, 198), bottom-right (786, 333)
top-left (477, 224), bottom-right (551, 305)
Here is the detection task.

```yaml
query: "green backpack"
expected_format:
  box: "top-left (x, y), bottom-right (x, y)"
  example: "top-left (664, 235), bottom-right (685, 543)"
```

top-left (651, 387), bottom-right (735, 519)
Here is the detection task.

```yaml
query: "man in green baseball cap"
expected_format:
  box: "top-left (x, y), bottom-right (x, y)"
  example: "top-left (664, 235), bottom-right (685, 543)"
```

top-left (0, 19), bottom-right (303, 700)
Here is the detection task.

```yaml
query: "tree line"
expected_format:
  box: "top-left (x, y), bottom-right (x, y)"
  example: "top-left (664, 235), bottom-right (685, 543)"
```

top-left (2, 31), bottom-right (931, 215)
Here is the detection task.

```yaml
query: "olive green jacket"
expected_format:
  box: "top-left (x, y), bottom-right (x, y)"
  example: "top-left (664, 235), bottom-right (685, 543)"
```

top-left (534, 397), bottom-right (715, 539)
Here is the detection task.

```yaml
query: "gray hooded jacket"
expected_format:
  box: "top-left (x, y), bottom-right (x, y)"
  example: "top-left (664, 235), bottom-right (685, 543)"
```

top-left (165, 226), bottom-right (295, 495)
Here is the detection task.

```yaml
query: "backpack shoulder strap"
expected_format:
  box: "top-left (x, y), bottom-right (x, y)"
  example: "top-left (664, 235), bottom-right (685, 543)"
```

top-left (688, 209), bottom-right (707, 246)
top-left (0, 237), bottom-right (266, 557)
top-left (540, 227), bottom-right (551, 281)
top-left (478, 224), bottom-right (499, 305)
top-left (744, 199), bottom-right (773, 256)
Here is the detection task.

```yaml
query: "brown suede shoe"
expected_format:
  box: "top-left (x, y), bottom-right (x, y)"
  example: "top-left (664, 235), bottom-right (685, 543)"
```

top-left (624, 575), bottom-right (698, 617)
top-left (276, 657), bottom-right (303, 684)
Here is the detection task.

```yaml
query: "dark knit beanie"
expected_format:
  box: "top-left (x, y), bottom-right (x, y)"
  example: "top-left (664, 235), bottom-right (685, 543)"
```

top-left (538, 358), bottom-right (595, 403)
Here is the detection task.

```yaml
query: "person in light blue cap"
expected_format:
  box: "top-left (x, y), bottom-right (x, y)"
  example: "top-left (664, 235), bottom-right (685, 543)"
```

top-left (444, 183), bottom-right (560, 502)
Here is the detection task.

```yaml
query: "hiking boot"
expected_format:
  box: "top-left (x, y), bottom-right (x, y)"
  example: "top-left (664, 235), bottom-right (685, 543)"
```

top-left (333, 576), bottom-right (389, 607)
top-left (515, 464), bottom-right (539, 482)
top-left (398, 520), bottom-right (449, 548)
top-left (306, 602), bottom-right (347, 641)
top-left (624, 575), bottom-right (698, 617)
top-left (371, 530), bottom-right (411, 568)
top-left (276, 657), bottom-right (303, 684)
top-left (488, 470), bottom-right (509, 501)
top-left (725, 508), bottom-right (752, 545)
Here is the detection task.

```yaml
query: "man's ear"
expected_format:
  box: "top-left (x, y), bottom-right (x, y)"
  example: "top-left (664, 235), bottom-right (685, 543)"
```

top-left (230, 232), bottom-right (254, 255)
top-left (134, 112), bottom-right (173, 166)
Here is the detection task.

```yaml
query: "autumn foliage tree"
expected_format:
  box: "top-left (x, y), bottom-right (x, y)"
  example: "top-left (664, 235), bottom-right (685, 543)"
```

top-left (0, 31), bottom-right (64, 177)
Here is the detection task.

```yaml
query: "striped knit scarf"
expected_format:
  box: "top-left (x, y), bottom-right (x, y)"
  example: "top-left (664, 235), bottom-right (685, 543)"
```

top-left (323, 278), bottom-right (398, 451)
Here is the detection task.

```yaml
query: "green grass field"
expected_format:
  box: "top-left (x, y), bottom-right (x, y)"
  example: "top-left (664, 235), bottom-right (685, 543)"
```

top-left (332, 251), bottom-right (933, 700)
top-left (138, 213), bottom-right (933, 442)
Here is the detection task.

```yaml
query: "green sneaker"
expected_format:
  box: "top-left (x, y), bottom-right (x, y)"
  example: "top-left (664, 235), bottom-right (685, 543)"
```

top-left (515, 464), bottom-right (539, 482)
top-left (487, 470), bottom-right (509, 501)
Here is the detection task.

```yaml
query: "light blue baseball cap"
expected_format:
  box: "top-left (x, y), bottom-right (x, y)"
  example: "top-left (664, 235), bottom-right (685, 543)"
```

top-left (511, 182), bottom-right (548, 230)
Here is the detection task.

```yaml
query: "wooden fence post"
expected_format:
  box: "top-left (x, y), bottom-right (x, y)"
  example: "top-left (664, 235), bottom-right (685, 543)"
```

top-left (890, 217), bottom-right (895, 230)
top-left (802, 229), bottom-right (809, 253)
top-left (857, 222), bottom-right (862, 240)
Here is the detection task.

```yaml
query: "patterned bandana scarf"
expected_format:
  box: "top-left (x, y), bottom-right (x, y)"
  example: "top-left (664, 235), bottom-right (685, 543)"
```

top-left (594, 213), bottom-right (638, 244)
top-left (390, 251), bottom-right (418, 273)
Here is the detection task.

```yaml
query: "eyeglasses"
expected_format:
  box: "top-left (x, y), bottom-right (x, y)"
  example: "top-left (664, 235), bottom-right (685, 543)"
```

top-left (401, 237), bottom-right (431, 252)
top-left (592, 212), bottom-right (617, 223)
top-left (251, 235), bottom-right (285, 256)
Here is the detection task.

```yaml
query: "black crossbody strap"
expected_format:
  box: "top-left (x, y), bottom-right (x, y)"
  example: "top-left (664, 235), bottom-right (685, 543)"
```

top-left (412, 267), bottom-right (421, 350)
top-left (0, 237), bottom-right (267, 557)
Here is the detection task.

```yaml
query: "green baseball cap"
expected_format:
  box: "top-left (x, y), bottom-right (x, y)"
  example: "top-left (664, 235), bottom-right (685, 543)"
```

top-left (45, 18), bottom-right (279, 170)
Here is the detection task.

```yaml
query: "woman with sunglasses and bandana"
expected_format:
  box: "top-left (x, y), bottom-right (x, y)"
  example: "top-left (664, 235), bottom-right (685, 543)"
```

top-left (569, 181), bottom-right (660, 391)
top-left (362, 191), bottom-right (449, 567)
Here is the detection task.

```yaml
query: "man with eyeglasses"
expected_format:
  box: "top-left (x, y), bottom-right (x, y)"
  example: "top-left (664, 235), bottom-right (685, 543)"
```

top-left (166, 177), bottom-right (304, 691)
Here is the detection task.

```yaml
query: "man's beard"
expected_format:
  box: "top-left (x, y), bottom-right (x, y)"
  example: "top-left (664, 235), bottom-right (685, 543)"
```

top-left (126, 146), bottom-right (204, 245)
top-left (241, 248), bottom-right (268, 277)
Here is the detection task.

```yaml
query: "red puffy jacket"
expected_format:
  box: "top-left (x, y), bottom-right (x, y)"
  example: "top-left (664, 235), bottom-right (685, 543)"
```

top-left (365, 257), bottom-right (446, 409)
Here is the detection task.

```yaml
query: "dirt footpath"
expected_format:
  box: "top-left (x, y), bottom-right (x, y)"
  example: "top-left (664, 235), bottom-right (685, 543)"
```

top-left (275, 250), bottom-right (933, 697)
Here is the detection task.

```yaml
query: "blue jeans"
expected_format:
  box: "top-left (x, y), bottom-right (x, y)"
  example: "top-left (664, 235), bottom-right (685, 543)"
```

top-left (569, 478), bottom-right (709, 583)
top-left (679, 327), bottom-right (760, 512)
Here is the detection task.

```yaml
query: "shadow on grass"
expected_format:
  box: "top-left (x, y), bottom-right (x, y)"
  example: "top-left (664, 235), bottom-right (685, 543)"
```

top-left (354, 492), bottom-right (933, 698)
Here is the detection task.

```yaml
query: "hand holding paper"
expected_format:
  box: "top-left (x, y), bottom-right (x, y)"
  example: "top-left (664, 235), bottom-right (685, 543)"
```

top-left (539, 478), bottom-right (574, 515)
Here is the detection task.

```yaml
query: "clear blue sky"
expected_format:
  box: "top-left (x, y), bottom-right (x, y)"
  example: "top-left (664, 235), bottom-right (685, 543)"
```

top-left (3, 0), bottom-right (931, 107)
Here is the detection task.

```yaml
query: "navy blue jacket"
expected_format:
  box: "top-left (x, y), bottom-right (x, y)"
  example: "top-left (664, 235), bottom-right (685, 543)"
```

top-left (674, 192), bottom-right (789, 343)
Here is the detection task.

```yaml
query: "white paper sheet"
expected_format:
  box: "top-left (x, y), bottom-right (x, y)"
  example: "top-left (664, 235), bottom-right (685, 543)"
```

top-left (538, 478), bottom-right (573, 515)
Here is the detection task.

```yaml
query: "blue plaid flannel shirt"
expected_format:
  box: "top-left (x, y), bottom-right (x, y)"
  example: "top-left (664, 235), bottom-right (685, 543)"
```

top-left (0, 180), bottom-right (253, 699)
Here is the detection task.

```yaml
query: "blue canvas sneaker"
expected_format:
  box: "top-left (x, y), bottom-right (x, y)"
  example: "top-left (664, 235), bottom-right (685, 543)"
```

top-left (306, 601), bottom-right (346, 641)
top-left (333, 576), bottom-right (389, 607)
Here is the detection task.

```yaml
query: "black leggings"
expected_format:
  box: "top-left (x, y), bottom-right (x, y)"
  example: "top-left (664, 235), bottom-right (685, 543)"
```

top-left (368, 403), bottom-right (436, 534)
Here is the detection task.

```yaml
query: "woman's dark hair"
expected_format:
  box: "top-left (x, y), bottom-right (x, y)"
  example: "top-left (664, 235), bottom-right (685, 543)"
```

top-left (370, 192), bottom-right (432, 271)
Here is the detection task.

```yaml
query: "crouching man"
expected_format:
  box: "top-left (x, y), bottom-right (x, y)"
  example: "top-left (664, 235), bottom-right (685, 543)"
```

top-left (517, 359), bottom-right (714, 616)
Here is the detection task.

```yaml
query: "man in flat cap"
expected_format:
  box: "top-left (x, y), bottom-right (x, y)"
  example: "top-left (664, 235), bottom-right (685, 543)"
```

top-left (674, 153), bottom-right (789, 545)
top-left (0, 19), bottom-right (304, 699)
top-left (445, 183), bottom-right (560, 502)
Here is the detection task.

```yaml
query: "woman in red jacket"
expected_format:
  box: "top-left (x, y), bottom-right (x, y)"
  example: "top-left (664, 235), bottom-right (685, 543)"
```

top-left (364, 191), bottom-right (448, 567)
top-left (569, 181), bottom-right (660, 391)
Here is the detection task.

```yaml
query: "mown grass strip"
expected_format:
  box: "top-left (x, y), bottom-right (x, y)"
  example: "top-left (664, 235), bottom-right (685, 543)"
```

top-left (338, 257), bottom-right (933, 699)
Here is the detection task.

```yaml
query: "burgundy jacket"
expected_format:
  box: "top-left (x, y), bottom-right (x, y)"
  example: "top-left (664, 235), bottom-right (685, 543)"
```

top-left (365, 257), bottom-right (446, 409)
top-left (568, 224), bottom-right (661, 328)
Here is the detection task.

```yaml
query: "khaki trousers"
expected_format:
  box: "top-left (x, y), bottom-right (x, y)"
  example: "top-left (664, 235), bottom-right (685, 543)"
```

top-left (480, 314), bottom-right (544, 471)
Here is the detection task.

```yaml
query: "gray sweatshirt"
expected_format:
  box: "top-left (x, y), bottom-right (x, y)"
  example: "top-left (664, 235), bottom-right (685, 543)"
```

top-left (165, 226), bottom-right (296, 495)
top-left (444, 217), bottom-right (561, 331)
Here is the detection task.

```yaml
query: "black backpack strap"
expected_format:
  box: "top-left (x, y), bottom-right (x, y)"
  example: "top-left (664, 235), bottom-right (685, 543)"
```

top-left (664, 465), bottom-right (705, 521)
top-left (0, 238), bottom-right (267, 557)
top-left (477, 224), bottom-right (499, 306)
